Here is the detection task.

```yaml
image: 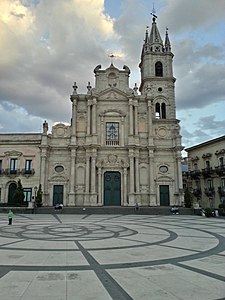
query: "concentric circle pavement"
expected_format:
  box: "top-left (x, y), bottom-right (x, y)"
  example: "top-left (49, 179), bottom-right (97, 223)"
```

top-left (0, 213), bottom-right (224, 300)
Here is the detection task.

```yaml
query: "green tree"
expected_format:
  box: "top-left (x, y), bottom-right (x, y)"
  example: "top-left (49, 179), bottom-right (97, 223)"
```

top-left (184, 188), bottom-right (193, 208)
top-left (13, 179), bottom-right (25, 206)
top-left (35, 184), bottom-right (43, 207)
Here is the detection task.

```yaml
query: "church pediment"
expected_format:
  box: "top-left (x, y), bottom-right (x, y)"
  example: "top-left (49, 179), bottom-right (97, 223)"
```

top-left (98, 88), bottom-right (129, 101)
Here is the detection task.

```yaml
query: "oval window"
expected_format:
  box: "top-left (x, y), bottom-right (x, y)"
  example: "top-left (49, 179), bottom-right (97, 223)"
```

top-left (159, 166), bottom-right (168, 173)
top-left (55, 165), bottom-right (64, 173)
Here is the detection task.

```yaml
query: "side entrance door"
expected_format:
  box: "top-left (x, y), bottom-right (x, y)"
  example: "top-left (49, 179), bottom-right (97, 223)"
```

top-left (104, 171), bottom-right (121, 206)
top-left (53, 185), bottom-right (64, 206)
top-left (159, 185), bottom-right (170, 206)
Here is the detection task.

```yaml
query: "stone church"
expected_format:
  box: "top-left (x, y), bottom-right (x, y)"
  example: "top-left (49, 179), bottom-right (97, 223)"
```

top-left (0, 16), bottom-right (183, 207)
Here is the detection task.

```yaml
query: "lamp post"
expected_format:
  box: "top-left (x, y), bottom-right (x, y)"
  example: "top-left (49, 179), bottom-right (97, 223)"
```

top-left (34, 186), bottom-right (37, 214)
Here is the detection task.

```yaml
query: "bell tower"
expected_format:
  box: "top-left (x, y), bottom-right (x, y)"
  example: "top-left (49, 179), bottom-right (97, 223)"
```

top-left (139, 14), bottom-right (176, 120)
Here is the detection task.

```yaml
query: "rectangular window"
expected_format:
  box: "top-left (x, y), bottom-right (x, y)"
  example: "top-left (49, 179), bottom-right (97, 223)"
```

top-left (205, 160), bottom-right (210, 168)
top-left (106, 122), bottom-right (119, 146)
top-left (23, 188), bottom-right (32, 202)
top-left (10, 158), bottom-right (18, 174)
top-left (25, 160), bottom-right (32, 174)
top-left (207, 179), bottom-right (213, 190)
top-left (219, 157), bottom-right (224, 166)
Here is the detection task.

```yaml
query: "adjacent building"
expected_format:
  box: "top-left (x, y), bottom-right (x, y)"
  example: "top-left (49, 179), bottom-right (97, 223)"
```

top-left (185, 135), bottom-right (225, 208)
top-left (0, 16), bottom-right (184, 207)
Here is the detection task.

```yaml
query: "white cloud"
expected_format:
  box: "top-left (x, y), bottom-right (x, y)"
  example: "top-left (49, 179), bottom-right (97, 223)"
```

top-left (0, 0), bottom-right (224, 151)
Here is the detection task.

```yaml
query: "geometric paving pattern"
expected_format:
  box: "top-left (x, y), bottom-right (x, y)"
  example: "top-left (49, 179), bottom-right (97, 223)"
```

top-left (0, 214), bottom-right (224, 300)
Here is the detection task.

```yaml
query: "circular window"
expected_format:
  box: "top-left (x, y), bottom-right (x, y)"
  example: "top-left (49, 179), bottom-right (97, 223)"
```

top-left (158, 87), bottom-right (163, 92)
top-left (159, 165), bottom-right (168, 173)
top-left (55, 165), bottom-right (64, 173)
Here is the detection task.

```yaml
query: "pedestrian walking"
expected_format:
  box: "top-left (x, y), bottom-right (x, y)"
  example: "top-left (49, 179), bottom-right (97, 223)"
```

top-left (8, 209), bottom-right (14, 225)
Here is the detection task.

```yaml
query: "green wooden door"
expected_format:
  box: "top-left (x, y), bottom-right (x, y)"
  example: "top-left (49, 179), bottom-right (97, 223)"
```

top-left (53, 185), bottom-right (64, 206)
top-left (160, 185), bottom-right (170, 206)
top-left (104, 172), bottom-right (121, 206)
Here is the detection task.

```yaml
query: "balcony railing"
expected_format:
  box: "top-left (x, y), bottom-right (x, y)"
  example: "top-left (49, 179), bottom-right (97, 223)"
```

top-left (106, 140), bottom-right (119, 146)
top-left (202, 167), bottom-right (214, 178)
top-left (204, 187), bottom-right (215, 197)
top-left (192, 188), bottom-right (202, 198)
top-left (4, 168), bottom-right (20, 176)
top-left (190, 169), bottom-right (201, 178)
top-left (215, 165), bottom-right (225, 176)
top-left (21, 169), bottom-right (35, 175)
top-left (218, 186), bottom-right (225, 196)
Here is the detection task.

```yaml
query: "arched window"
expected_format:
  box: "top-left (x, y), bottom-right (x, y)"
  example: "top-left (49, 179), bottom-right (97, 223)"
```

top-left (155, 61), bottom-right (163, 77)
top-left (155, 102), bottom-right (166, 119)
top-left (161, 103), bottom-right (166, 119)
top-left (155, 103), bottom-right (160, 118)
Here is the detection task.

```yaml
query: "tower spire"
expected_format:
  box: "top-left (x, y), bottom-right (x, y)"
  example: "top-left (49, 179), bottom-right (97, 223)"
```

top-left (164, 27), bottom-right (171, 52)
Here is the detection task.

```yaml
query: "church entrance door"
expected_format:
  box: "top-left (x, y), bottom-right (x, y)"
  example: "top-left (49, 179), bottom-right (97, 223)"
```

top-left (104, 171), bottom-right (121, 206)
top-left (53, 185), bottom-right (64, 206)
top-left (159, 185), bottom-right (170, 206)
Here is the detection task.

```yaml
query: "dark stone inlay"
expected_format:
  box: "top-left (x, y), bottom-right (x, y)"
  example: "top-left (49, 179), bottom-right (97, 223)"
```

top-left (174, 262), bottom-right (225, 282)
top-left (75, 241), bottom-right (133, 300)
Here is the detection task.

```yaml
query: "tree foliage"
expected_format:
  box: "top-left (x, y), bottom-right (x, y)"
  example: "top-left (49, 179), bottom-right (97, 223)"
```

top-left (184, 188), bottom-right (193, 208)
top-left (13, 179), bottom-right (25, 206)
top-left (35, 184), bottom-right (43, 207)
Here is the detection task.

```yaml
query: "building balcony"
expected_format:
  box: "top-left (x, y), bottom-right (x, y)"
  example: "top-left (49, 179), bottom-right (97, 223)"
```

top-left (21, 169), bottom-right (35, 175)
top-left (4, 168), bottom-right (20, 176)
top-left (192, 188), bottom-right (202, 198)
top-left (218, 186), bottom-right (225, 196)
top-left (215, 165), bottom-right (225, 176)
top-left (190, 169), bottom-right (201, 179)
top-left (204, 187), bottom-right (215, 197)
top-left (201, 167), bottom-right (214, 178)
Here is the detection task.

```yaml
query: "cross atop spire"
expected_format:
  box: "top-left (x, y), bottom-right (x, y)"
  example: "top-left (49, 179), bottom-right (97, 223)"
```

top-left (109, 54), bottom-right (116, 65)
top-left (151, 3), bottom-right (157, 20)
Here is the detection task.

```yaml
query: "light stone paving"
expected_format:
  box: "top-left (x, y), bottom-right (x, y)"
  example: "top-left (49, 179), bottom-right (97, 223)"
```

top-left (0, 213), bottom-right (224, 300)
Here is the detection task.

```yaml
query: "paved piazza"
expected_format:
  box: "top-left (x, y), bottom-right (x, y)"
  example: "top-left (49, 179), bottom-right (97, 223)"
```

top-left (0, 213), bottom-right (224, 300)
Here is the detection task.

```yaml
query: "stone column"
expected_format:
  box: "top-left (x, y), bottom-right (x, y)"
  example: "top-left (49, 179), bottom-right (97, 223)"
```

top-left (121, 116), bottom-right (125, 146)
top-left (97, 167), bottom-right (102, 205)
top-left (148, 99), bottom-right (153, 145)
top-left (72, 99), bottom-right (77, 136)
top-left (40, 151), bottom-right (47, 191)
top-left (87, 101), bottom-right (91, 135)
top-left (134, 102), bottom-right (138, 135)
top-left (85, 155), bottom-right (90, 193)
top-left (100, 116), bottom-right (104, 145)
top-left (135, 151), bottom-right (140, 193)
top-left (148, 149), bottom-right (156, 206)
top-left (129, 99), bottom-right (133, 135)
top-left (91, 155), bottom-right (96, 193)
top-left (70, 149), bottom-right (76, 192)
top-left (92, 98), bottom-right (97, 134)
top-left (123, 168), bottom-right (128, 205)
top-left (129, 151), bottom-right (134, 194)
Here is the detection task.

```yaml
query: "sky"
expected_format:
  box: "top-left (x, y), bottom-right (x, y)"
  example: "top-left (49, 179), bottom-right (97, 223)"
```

top-left (0, 0), bottom-right (224, 155)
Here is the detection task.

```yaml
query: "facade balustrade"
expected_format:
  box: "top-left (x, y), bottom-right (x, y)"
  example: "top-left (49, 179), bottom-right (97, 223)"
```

top-left (215, 165), bottom-right (225, 176)
top-left (192, 188), bottom-right (202, 198)
top-left (218, 186), bottom-right (225, 196)
top-left (190, 169), bottom-right (201, 178)
top-left (204, 187), bottom-right (215, 197)
top-left (21, 168), bottom-right (35, 175)
top-left (201, 167), bottom-right (214, 178)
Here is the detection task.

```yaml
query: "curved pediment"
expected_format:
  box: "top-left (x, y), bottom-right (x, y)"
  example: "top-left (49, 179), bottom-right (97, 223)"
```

top-left (99, 109), bottom-right (126, 117)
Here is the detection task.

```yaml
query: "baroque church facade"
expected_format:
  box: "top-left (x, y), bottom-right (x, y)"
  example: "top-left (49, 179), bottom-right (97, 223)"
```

top-left (0, 16), bottom-right (183, 207)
